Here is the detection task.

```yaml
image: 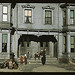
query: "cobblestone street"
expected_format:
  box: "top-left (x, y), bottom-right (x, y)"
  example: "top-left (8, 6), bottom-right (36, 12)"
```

top-left (0, 62), bottom-right (75, 72)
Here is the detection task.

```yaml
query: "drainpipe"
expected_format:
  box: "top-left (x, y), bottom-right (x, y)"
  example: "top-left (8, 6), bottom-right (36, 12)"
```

top-left (57, 3), bottom-right (60, 60)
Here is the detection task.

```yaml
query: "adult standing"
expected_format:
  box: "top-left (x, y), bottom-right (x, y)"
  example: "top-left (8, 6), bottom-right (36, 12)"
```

top-left (27, 52), bottom-right (29, 59)
top-left (41, 49), bottom-right (46, 65)
top-left (24, 54), bottom-right (27, 64)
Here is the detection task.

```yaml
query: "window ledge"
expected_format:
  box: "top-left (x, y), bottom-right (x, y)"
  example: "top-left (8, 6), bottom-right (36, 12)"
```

top-left (44, 24), bottom-right (52, 25)
top-left (24, 22), bottom-right (33, 24)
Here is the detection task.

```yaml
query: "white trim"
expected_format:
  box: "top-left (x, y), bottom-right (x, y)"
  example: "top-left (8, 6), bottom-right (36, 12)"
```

top-left (17, 31), bottom-right (58, 36)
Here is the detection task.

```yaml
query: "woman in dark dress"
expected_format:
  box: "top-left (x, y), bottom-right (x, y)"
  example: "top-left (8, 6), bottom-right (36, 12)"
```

top-left (41, 49), bottom-right (46, 65)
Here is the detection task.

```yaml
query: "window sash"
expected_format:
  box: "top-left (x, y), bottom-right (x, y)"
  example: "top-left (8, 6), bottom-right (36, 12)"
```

top-left (70, 19), bottom-right (74, 25)
top-left (63, 11), bottom-right (66, 25)
top-left (71, 37), bottom-right (74, 44)
top-left (70, 10), bottom-right (74, 18)
top-left (3, 6), bottom-right (7, 14)
top-left (3, 14), bottom-right (7, 21)
top-left (70, 10), bottom-right (74, 25)
top-left (71, 36), bottom-right (75, 52)
top-left (3, 6), bottom-right (8, 21)
top-left (2, 34), bottom-right (7, 43)
top-left (24, 9), bottom-right (32, 23)
top-left (2, 34), bottom-right (7, 52)
top-left (25, 16), bottom-right (32, 23)
top-left (45, 10), bottom-right (52, 24)
top-left (45, 17), bottom-right (52, 24)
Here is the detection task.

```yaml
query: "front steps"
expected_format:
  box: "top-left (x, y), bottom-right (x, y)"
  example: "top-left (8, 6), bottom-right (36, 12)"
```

top-left (17, 55), bottom-right (58, 64)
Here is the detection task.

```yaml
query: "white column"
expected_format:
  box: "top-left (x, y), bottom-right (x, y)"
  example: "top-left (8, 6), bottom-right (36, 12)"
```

top-left (49, 42), bottom-right (54, 57)
top-left (67, 32), bottom-right (71, 58)
top-left (58, 33), bottom-right (63, 58)
top-left (0, 33), bottom-right (2, 53)
top-left (7, 33), bottom-right (10, 59)
top-left (11, 35), bottom-right (14, 52)
top-left (14, 32), bottom-right (20, 58)
top-left (7, 33), bottom-right (10, 53)
top-left (19, 44), bottom-right (21, 57)
top-left (14, 32), bottom-right (18, 58)
top-left (66, 8), bottom-right (70, 25)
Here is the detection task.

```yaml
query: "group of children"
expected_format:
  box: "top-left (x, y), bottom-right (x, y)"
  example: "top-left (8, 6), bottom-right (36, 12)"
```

top-left (20, 54), bottom-right (27, 64)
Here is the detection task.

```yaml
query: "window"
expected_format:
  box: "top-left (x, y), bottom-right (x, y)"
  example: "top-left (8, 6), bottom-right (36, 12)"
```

top-left (45, 10), bottom-right (52, 24)
top-left (24, 9), bottom-right (32, 23)
top-left (70, 10), bottom-right (74, 25)
top-left (3, 6), bottom-right (8, 21)
top-left (2, 34), bottom-right (7, 52)
top-left (71, 36), bottom-right (75, 52)
top-left (63, 10), bottom-right (66, 25)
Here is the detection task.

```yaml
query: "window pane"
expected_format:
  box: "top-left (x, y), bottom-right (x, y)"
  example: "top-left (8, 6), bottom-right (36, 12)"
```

top-left (63, 11), bottom-right (66, 25)
top-left (45, 10), bottom-right (51, 17)
top-left (71, 37), bottom-right (74, 44)
top-left (25, 10), bottom-right (28, 16)
top-left (3, 14), bottom-right (7, 21)
top-left (45, 17), bottom-right (52, 24)
top-left (2, 34), bottom-right (7, 43)
top-left (71, 45), bottom-right (74, 48)
top-left (29, 10), bottom-right (31, 16)
top-left (29, 17), bottom-right (32, 22)
top-left (3, 6), bottom-right (7, 13)
top-left (70, 10), bottom-right (74, 18)
top-left (70, 19), bottom-right (74, 24)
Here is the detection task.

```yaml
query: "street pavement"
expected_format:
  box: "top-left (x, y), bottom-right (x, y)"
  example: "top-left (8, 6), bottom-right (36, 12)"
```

top-left (0, 62), bottom-right (75, 72)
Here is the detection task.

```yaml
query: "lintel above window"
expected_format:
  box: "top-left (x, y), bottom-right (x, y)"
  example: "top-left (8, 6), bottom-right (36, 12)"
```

top-left (42, 5), bottom-right (55, 10)
top-left (22, 4), bottom-right (35, 9)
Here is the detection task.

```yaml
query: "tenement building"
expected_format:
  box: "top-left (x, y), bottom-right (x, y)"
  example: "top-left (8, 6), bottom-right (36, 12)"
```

top-left (0, 3), bottom-right (75, 62)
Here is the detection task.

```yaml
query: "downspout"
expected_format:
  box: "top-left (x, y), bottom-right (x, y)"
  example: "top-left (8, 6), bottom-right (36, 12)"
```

top-left (57, 3), bottom-right (60, 59)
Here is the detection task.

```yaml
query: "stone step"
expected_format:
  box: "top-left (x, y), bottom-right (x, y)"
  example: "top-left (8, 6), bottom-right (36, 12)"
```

top-left (31, 57), bottom-right (57, 60)
top-left (17, 57), bottom-right (58, 64)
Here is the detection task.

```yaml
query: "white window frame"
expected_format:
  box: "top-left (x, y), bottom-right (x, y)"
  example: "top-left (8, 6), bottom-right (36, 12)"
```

top-left (23, 8), bottom-right (33, 24)
top-left (2, 5), bottom-right (8, 22)
top-left (2, 34), bottom-right (8, 52)
top-left (43, 9), bottom-right (53, 25)
top-left (70, 10), bottom-right (74, 25)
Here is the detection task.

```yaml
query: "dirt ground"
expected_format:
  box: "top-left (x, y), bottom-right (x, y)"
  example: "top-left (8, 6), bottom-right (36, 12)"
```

top-left (0, 63), bottom-right (75, 72)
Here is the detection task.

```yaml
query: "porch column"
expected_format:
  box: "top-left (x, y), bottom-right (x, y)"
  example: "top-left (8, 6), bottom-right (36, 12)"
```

top-left (14, 31), bottom-right (20, 58)
top-left (49, 42), bottom-right (54, 57)
top-left (11, 35), bottom-right (14, 52)
top-left (66, 8), bottom-right (70, 25)
top-left (66, 32), bottom-right (71, 58)
top-left (0, 33), bottom-right (2, 53)
top-left (19, 44), bottom-right (21, 57)
top-left (58, 33), bottom-right (63, 58)
top-left (14, 32), bottom-right (18, 58)
top-left (7, 33), bottom-right (10, 58)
